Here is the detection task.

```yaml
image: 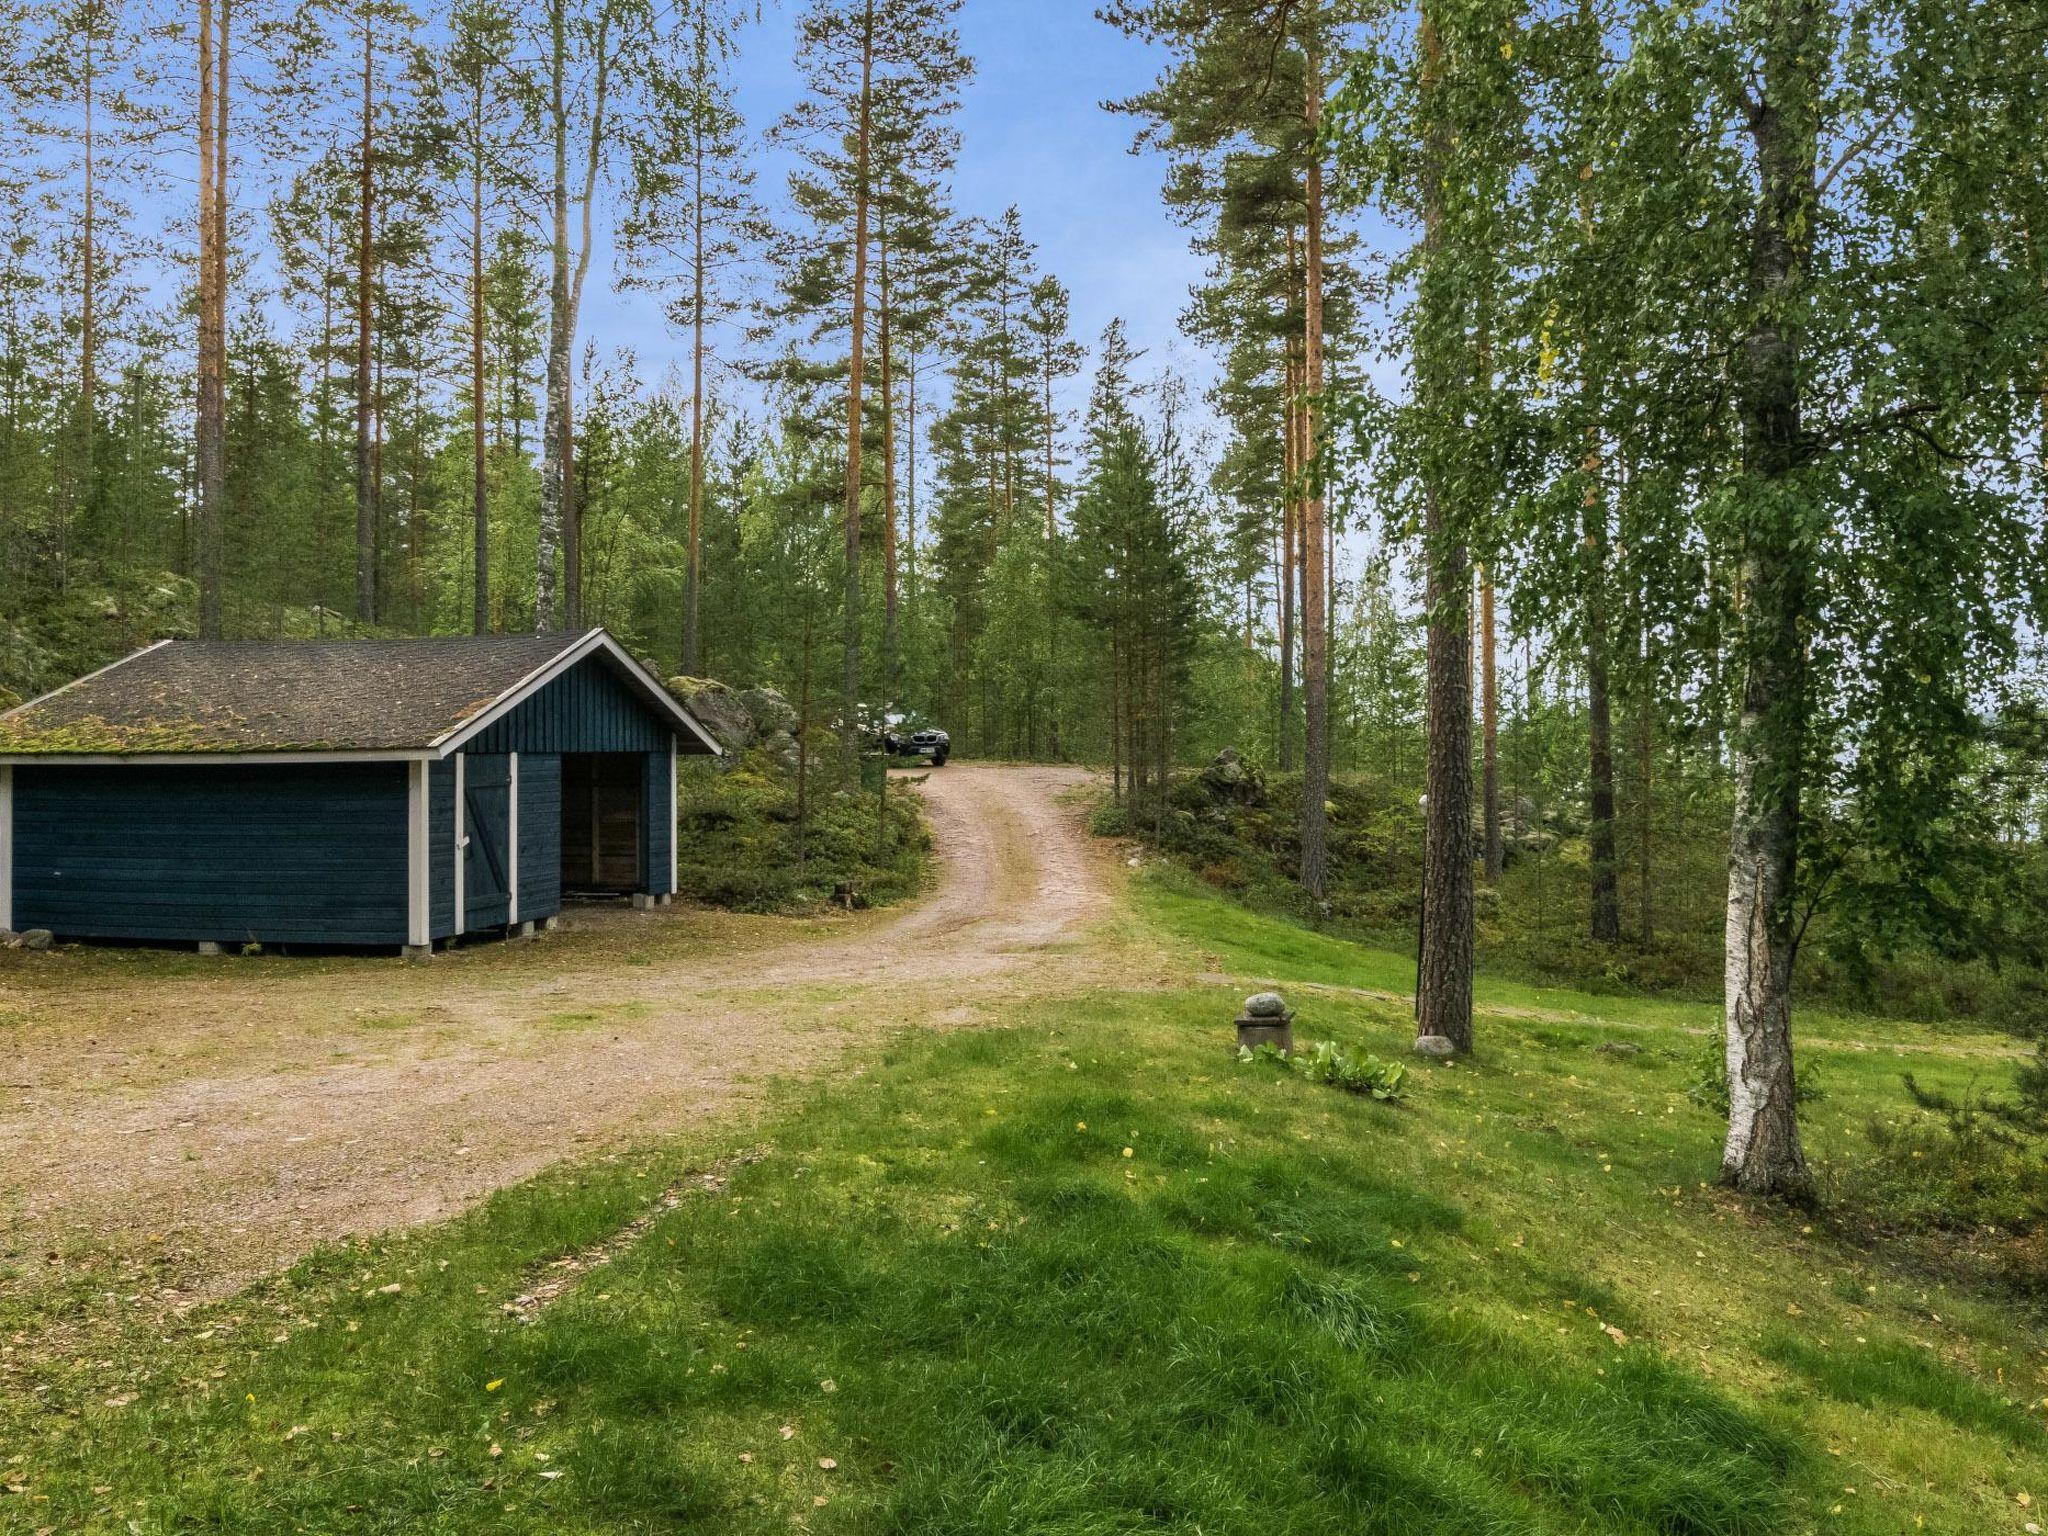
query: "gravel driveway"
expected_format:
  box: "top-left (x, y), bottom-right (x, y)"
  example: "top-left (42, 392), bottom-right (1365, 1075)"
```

top-left (0, 764), bottom-right (1122, 1344)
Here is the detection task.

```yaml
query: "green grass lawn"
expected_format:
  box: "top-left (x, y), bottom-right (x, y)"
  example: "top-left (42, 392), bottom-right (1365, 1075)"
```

top-left (5, 869), bottom-right (2045, 1533)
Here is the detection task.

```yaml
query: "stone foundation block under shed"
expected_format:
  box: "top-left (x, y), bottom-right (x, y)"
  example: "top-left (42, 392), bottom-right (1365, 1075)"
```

top-left (0, 629), bottom-right (721, 953)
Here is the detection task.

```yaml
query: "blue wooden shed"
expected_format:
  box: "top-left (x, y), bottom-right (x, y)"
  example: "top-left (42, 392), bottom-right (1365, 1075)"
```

top-left (0, 630), bottom-right (721, 954)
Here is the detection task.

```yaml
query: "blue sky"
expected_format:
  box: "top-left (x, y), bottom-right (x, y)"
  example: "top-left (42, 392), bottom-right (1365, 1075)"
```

top-left (581, 0), bottom-right (1213, 416)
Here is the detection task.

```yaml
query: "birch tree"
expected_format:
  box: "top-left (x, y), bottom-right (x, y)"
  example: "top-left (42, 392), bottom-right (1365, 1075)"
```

top-left (1333, 0), bottom-right (2048, 1181)
top-left (532, 0), bottom-right (646, 632)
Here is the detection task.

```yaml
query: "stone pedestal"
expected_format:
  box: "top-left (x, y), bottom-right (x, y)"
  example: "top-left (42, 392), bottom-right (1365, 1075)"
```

top-left (1235, 991), bottom-right (1295, 1054)
top-left (1236, 1017), bottom-right (1294, 1053)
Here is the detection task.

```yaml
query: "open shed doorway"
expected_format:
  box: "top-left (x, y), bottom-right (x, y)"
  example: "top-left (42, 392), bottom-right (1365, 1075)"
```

top-left (561, 752), bottom-right (644, 894)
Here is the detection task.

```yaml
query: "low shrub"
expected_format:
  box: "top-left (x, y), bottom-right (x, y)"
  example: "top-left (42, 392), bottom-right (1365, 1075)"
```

top-left (675, 747), bottom-right (930, 914)
top-left (1239, 1039), bottom-right (1408, 1101)
top-left (1857, 1102), bottom-right (2045, 1235)
top-left (1088, 798), bottom-right (1131, 838)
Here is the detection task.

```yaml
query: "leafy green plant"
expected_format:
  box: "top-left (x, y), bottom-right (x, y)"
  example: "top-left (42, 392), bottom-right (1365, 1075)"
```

top-left (1239, 1038), bottom-right (1407, 1101)
top-left (1297, 1039), bottom-right (1408, 1100)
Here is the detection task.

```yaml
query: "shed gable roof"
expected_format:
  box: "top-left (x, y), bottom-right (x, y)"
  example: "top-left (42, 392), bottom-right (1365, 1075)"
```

top-left (0, 631), bottom-right (721, 758)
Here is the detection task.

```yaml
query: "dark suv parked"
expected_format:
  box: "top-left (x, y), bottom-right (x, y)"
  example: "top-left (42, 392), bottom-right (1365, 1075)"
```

top-left (885, 725), bottom-right (950, 766)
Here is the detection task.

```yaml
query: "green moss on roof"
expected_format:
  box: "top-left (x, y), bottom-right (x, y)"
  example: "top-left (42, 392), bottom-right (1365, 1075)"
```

top-left (0, 635), bottom-right (593, 754)
top-left (0, 714), bottom-right (347, 754)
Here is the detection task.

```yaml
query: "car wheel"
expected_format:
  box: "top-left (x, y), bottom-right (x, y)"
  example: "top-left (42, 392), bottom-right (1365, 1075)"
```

top-left (933, 753), bottom-right (948, 767)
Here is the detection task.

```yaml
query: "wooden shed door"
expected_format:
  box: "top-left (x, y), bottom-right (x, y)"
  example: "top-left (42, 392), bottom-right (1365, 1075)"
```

top-left (463, 755), bottom-right (513, 928)
top-left (561, 753), bottom-right (643, 892)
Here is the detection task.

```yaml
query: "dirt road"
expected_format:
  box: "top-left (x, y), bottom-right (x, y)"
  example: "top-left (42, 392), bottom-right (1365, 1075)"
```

top-left (0, 763), bottom-right (1122, 1333)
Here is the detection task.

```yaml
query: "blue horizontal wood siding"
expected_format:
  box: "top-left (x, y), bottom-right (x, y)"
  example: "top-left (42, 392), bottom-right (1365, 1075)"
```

top-left (518, 753), bottom-right (563, 923)
top-left (468, 656), bottom-right (675, 755)
top-left (13, 762), bottom-right (408, 945)
top-left (642, 749), bottom-right (673, 895)
top-left (429, 758), bottom-right (457, 939)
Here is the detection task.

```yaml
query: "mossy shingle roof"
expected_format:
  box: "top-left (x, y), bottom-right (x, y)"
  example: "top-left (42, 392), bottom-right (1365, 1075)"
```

top-left (0, 633), bottom-right (654, 755)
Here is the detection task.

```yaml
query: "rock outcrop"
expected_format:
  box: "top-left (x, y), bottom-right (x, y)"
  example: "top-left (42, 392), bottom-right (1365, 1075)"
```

top-left (666, 677), bottom-right (806, 769)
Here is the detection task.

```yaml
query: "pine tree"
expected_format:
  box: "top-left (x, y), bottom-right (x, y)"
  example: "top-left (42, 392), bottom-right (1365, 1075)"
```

top-left (870, 76), bottom-right (960, 711)
top-left (623, 0), bottom-right (761, 674)
top-left (927, 212), bottom-right (1058, 751)
top-left (773, 0), bottom-right (968, 761)
top-left (1023, 272), bottom-right (1083, 754)
top-left (11, 0), bottom-right (143, 586)
top-left (1105, 0), bottom-right (1365, 884)
top-left (437, 0), bottom-right (521, 634)
top-left (1066, 320), bottom-right (1199, 813)
top-left (194, 0), bottom-right (228, 638)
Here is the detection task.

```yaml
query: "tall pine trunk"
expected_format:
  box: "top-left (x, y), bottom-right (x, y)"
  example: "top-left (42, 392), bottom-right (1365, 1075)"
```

top-left (1480, 566), bottom-right (1501, 881)
top-left (560, 0), bottom-right (615, 638)
top-left (840, 0), bottom-right (877, 768)
top-left (1414, 5), bottom-right (1474, 1051)
top-left (879, 223), bottom-right (900, 706)
top-left (470, 98), bottom-right (489, 635)
top-left (683, 76), bottom-right (707, 674)
top-left (1722, 0), bottom-right (1818, 1199)
top-left (80, 21), bottom-right (97, 503)
top-left (354, 15), bottom-right (377, 625)
top-left (536, 0), bottom-right (571, 632)
top-left (1299, 41), bottom-right (1330, 898)
top-left (195, 0), bottom-right (226, 640)
top-left (317, 216), bottom-right (336, 622)
top-left (1277, 328), bottom-right (1297, 774)
top-left (373, 320), bottom-right (385, 607)
top-left (906, 349), bottom-right (919, 627)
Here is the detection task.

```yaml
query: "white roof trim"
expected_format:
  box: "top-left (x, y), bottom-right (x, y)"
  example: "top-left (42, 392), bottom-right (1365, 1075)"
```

top-left (431, 629), bottom-right (724, 757)
top-left (0, 749), bottom-right (434, 766)
top-left (425, 630), bottom-right (605, 751)
top-left (0, 629), bottom-right (721, 762)
top-left (591, 633), bottom-right (727, 756)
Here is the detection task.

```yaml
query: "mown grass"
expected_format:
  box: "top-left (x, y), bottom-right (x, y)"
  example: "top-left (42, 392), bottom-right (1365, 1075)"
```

top-left (1141, 861), bottom-right (2020, 1051)
top-left (5, 869), bottom-right (2047, 1533)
